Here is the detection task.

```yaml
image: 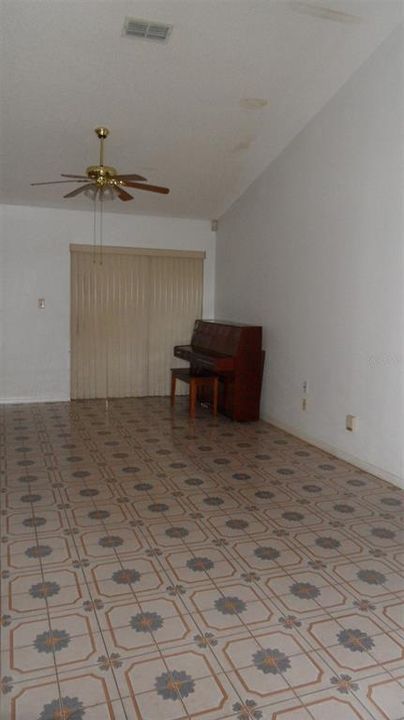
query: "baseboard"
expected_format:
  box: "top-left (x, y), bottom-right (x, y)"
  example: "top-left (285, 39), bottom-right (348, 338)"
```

top-left (263, 413), bottom-right (403, 490)
top-left (0, 395), bottom-right (70, 405)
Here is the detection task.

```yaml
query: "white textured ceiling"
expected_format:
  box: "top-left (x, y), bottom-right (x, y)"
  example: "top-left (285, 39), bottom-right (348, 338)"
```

top-left (0, 0), bottom-right (402, 218)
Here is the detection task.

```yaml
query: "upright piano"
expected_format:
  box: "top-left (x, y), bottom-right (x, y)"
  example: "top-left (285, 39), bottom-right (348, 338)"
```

top-left (174, 320), bottom-right (265, 421)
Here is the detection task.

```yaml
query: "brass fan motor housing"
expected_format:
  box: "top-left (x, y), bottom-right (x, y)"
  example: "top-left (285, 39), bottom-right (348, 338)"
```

top-left (86, 165), bottom-right (118, 187)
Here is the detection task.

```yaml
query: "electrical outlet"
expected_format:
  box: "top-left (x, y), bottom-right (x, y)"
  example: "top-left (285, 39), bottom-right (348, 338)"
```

top-left (346, 415), bottom-right (357, 431)
top-left (302, 398), bottom-right (307, 411)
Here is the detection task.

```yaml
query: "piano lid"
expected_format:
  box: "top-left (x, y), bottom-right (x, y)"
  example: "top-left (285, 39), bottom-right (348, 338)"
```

top-left (200, 319), bottom-right (262, 328)
top-left (190, 320), bottom-right (262, 358)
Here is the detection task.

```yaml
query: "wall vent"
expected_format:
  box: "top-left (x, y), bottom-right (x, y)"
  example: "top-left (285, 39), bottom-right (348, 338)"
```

top-left (123, 17), bottom-right (173, 42)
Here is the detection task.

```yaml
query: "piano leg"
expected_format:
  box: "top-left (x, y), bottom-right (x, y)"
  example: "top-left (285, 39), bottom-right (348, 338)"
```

top-left (212, 377), bottom-right (219, 417)
top-left (189, 381), bottom-right (197, 419)
top-left (170, 372), bottom-right (176, 407)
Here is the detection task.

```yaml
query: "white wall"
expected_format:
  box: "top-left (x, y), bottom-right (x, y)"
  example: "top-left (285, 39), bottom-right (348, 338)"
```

top-left (215, 27), bottom-right (404, 487)
top-left (0, 205), bottom-right (214, 402)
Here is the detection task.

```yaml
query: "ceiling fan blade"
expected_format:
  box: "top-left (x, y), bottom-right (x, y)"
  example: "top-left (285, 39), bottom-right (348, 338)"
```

top-left (114, 186), bottom-right (133, 202)
top-left (31, 180), bottom-right (90, 186)
top-left (122, 181), bottom-right (170, 194)
top-left (115, 173), bottom-right (148, 182)
top-left (64, 184), bottom-right (95, 199)
top-left (61, 174), bottom-right (90, 179)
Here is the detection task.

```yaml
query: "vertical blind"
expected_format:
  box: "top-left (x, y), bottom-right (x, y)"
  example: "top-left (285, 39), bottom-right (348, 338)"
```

top-left (70, 245), bottom-right (204, 399)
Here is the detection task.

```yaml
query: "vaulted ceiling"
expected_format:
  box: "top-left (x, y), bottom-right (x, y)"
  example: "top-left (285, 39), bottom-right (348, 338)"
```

top-left (0, 0), bottom-right (402, 218)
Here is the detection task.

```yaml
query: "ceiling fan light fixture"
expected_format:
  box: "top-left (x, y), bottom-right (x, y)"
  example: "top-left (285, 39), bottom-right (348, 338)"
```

top-left (84, 185), bottom-right (97, 200)
top-left (84, 185), bottom-right (115, 201)
top-left (100, 186), bottom-right (115, 201)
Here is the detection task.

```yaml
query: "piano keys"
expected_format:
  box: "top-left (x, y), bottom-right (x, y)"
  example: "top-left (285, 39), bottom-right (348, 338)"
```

top-left (174, 319), bottom-right (265, 421)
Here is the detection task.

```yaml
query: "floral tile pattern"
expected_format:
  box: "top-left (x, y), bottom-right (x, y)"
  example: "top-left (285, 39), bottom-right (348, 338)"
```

top-left (1, 396), bottom-right (403, 719)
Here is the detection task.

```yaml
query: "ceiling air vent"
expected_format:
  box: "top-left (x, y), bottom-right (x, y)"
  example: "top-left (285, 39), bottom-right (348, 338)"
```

top-left (123, 17), bottom-right (173, 42)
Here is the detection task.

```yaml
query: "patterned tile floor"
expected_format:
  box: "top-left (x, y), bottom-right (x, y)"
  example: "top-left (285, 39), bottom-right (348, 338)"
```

top-left (0, 397), bottom-right (403, 720)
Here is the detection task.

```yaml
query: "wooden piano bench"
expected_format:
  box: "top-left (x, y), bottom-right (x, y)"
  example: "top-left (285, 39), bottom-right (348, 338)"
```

top-left (170, 368), bottom-right (219, 419)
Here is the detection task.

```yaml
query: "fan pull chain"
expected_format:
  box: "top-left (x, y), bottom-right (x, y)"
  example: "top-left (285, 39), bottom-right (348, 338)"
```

top-left (105, 338), bottom-right (109, 416)
top-left (99, 190), bottom-right (104, 265)
top-left (92, 190), bottom-right (97, 264)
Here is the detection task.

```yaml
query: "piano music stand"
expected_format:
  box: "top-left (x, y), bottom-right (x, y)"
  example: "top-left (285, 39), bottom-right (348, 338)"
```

top-left (170, 368), bottom-right (219, 419)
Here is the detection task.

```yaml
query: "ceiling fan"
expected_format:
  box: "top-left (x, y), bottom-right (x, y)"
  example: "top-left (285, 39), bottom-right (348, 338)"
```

top-left (31, 127), bottom-right (170, 201)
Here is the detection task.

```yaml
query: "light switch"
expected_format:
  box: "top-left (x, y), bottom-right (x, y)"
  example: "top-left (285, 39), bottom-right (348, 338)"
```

top-left (38, 298), bottom-right (45, 309)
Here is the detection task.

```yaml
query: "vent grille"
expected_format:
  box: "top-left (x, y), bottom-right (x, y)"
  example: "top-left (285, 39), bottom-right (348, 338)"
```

top-left (123, 17), bottom-right (173, 42)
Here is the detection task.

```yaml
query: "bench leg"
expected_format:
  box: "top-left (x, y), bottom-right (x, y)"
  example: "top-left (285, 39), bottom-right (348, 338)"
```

top-left (170, 373), bottom-right (176, 407)
top-left (189, 380), bottom-right (197, 419)
top-left (212, 378), bottom-right (219, 416)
